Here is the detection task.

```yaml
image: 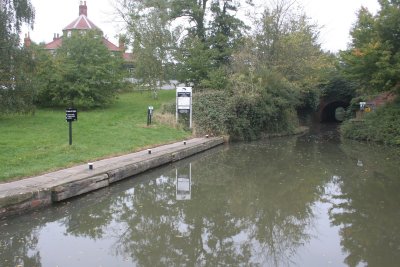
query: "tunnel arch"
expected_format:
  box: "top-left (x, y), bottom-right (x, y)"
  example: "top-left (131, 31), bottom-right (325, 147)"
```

top-left (320, 100), bottom-right (349, 122)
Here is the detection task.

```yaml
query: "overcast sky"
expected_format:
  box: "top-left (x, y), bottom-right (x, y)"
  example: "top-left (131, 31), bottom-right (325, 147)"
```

top-left (24, 0), bottom-right (380, 52)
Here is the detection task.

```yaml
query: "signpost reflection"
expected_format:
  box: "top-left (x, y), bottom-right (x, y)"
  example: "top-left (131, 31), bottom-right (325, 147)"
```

top-left (176, 163), bottom-right (192, 200)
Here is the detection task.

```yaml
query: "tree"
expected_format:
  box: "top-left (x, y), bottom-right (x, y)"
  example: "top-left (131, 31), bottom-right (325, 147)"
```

top-left (122, 1), bottom-right (175, 97)
top-left (35, 30), bottom-right (124, 108)
top-left (119, 0), bottom-right (250, 89)
top-left (340, 1), bottom-right (400, 94)
top-left (208, 1), bottom-right (246, 66)
top-left (174, 0), bottom-right (249, 88)
top-left (170, 0), bottom-right (209, 41)
top-left (175, 35), bottom-right (215, 86)
top-left (0, 0), bottom-right (35, 114)
top-left (253, 0), bottom-right (328, 83)
top-left (232, 0), bottom-right (331, 110)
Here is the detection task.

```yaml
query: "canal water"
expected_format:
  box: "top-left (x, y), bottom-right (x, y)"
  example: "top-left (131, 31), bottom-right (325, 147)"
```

top-left (1, 125), bottom-right (400, 267)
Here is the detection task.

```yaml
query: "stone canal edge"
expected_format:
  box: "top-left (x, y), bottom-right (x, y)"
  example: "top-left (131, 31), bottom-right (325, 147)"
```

top-left (0, 137), bottom-right (224, 219)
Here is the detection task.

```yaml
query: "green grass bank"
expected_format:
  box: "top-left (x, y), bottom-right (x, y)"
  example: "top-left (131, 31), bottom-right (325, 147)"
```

top-left (0, 90), bottom-right (190, 182)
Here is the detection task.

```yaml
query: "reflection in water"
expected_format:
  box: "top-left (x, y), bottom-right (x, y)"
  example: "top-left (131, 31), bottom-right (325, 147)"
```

top-left (176, 164), bottom-right (192, 201)
top-left (1, 127), bottom-right (400, 266)
top-left (328, 141), bottom-right (400, 267)
top-left (357, 160), bottom-right (363, 167)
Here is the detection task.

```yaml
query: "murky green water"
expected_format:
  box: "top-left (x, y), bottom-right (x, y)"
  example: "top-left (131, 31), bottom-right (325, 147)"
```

top-left (1, 125), bottom-right (400, 267)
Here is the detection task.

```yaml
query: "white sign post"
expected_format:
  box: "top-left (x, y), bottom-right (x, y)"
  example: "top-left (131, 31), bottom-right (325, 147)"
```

top-left (359, 102), bottom-right (366, 111)
top-left (176, 87), bottom-right (193, 128)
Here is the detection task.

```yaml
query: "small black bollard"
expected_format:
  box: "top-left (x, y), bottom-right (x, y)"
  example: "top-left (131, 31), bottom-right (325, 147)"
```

top-left (148, 149), bottom-right (152, 154)
top-left (88, 163), bottom-right (93, 170)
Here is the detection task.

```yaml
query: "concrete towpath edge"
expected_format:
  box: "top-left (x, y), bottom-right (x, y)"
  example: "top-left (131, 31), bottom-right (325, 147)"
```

top-left (0, 137), bottom-right (224, 219)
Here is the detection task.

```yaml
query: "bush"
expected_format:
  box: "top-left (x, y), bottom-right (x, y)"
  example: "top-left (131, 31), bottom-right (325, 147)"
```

top-left (192, 71), bottom-right (301, 140)
top-left (192, 90), bottom-right (298, 140)
top-left (0, 86), bottom-right (36, 115)
top-left (227, 93), bottom-right (270, 140)
top-left (341, 99), bottom-right (400, 145)
top-left (34, 30), bottom-right (123, 109)
top-left (192, 91), bottom-right (232, 135)
top-left (159, 101), bottom-right (176, 114)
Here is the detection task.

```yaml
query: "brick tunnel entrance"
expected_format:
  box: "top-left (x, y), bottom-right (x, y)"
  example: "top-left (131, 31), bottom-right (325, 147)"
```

top-left (319, 101), bottom-right (349, 122)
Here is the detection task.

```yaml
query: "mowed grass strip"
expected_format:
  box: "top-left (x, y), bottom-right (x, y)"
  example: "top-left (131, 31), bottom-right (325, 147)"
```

top-left (0, 90), bottom-right (190, 182)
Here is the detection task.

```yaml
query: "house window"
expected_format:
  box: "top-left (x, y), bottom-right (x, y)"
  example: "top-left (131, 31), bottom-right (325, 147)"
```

top-left (67, 31), bottom-right (72, 37)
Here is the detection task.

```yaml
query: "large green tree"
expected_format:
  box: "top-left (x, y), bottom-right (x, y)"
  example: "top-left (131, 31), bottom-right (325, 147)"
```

top-left (208, 1), bottom-right (246, 66)
top-left (119, 0), bottom-right (250, 89)
top-left (121, 0), bottom-right (175, 97)
top-left (35, 30), bottom-right (124, 108)
top-left (253, 0), bottom-right (330, 84)
top-left (174, 0), bottom-right (249, 88)
top-left (340, 0), bottom-right (400, 94)
top-left (207, 0), bottom-right (330, 139)
top-left (170, 0), bottom-right (209, 41)
top-left (0, 0), bottom-right (35, 114)
top-left (230, 0), bottom-right (331, 111)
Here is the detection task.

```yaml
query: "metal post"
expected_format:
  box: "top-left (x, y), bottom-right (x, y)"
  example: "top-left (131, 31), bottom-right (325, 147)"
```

top-left (189, 94), bottom-right (193, 129)
top-left (176, 91), bottom-right (179, 124)
top-left (147, 106), bottom-right (153, 126)
top-left (69, 121), bottom-right (72, 145)
top-left (149, 110), bottom-right (152, 125)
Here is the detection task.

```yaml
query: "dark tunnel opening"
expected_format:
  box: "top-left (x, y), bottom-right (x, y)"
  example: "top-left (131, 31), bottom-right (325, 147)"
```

top-left (321, 101), bottom-right (349, 123)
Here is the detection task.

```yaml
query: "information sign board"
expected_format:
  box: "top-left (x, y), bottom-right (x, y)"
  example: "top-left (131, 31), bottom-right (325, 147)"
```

top-left (177, 87), bottom-right (192, 110)
top-left (176, 87), bottom-right (193, 128)
top-left (66, 108), bottom-right (78, 122)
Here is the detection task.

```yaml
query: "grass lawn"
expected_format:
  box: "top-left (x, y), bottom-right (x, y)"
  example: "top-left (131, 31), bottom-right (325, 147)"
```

top-left (0, 90), bottom-right (190, 182)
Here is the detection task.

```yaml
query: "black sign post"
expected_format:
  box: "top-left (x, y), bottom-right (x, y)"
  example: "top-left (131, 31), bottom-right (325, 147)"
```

top-left (66, 108), bottom-right (78, 145)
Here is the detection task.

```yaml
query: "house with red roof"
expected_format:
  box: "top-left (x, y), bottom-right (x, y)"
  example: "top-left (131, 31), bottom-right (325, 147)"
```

top-left (25, 1), bottom-right (133, 64)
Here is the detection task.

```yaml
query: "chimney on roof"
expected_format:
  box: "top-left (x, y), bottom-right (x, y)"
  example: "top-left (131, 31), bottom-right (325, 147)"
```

top-left (24, 33), bottom-right (31, 48)
top-left (79, 1), bottom-right (87, 16)
top-left (119, 36), bottom-right (125, 52)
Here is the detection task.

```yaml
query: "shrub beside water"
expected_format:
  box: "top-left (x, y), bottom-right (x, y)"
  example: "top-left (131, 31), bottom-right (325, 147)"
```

top-left (157, 69), bottom-right (303, 141)
top-left (193, 88), bottom-right (298, 140)
top-left (341, 99), bottom-right (400, 146)
top-left (192, 91), bottom-right (233, 136)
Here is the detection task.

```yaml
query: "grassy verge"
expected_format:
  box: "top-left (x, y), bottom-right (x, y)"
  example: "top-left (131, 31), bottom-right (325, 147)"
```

top-left (0, 90), bottom-right (190, 182)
